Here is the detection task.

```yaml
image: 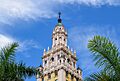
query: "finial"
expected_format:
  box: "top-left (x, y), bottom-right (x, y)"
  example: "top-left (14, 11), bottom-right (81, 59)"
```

top-left (58, 12), bottom-right (62, 23)
top-left (44, 49), bottom-right (46, 52)
top-left (74, 50), bottom-right (76, 54)
top-left (48, 47), bottom-right (50, 50)
top-left (74, 50), bottom-right (76, 57)
top-left (71, 48), bottom-right (73, 52)
top-left (68, 46), bottom-right (69, 49)
top-left (58, 12), bottom-right (61, 19)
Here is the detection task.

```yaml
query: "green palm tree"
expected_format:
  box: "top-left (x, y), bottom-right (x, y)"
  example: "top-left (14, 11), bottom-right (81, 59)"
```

top-left (85, 36), bottom-right (120, 81)
top-left (0, 43), bottom-right (38, 81)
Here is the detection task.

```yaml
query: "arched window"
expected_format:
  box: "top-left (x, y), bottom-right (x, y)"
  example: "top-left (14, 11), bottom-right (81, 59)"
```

top-left (55, 70), bottom-right (58, 76)
top-left (45, 60), bottom-right (47, 64)
top-left (73, 62), bottom-right (75, 68)
top-left (60, 60), bottom-right (61, 63)
top-left (76, 78), bottom-right (79, 81)
top-left (66, 71), bottom-right (68, 77)
top-left (60, 27), bottom-right (61, 30)
top-left (59, 37), bottom-right (62, 39)
top-left (63, 59), bottom-right (65, 63)
top-left (42, 78), bottom-right (44, 81)
top-left (48, 73), bottom-right (51, 79)
top-left (67, 59), bottom-right (70, 63)
top-left (58, 55), bottom-right (60, 59)
top-left (71, 75), bottom-right (74, 80)
top-left (51, 57), bottom-right (54, 62)
top-left (55, 38), bottom-right (57, 40)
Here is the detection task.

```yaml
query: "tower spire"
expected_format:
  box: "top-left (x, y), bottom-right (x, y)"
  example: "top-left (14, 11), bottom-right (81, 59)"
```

top-left (58, 12), bottom-right (61, 19)
top-left (58, 12), bottom-right (62, 23)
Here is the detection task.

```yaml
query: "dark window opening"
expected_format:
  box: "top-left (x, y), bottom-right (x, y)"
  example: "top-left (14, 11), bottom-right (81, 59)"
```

top-left (60, 60), bottom-right (61, 63)
top-left (42, 78), bottom-right (44, 81)
top-left (55, 70), bottom-right (58, 76)
top-left (59, 37), bottom-right (62, 39)
top-left (63, 60), bottom-right (65, 63)
top-left (66, 71), bottom-right (68, 77)
top-left (77, 71), bottom-right (79, 73)
top-left (55, 38), bottom-right (57, 40)
top-left (45, 60), bottom-right (47, 64)
top-left (76, 78), bottom-right (79, 81)
top-left (71, 75), bottom-right (74, 80)
top-left (73, 62), bottom-right (75, 68)
top-left (51, 57), bottom-right (54, 62)
top-left (58, 55), bottom-right (60, 59)
top-left (67, 59), bottom-right (70, 63)
top-left (48, 73), bottom-right (51, 79)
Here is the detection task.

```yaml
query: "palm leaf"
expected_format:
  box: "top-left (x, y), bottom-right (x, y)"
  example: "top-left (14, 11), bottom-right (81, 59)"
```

top-left (0, 42), bottom-right (38, 81)
top-left (85, 71), bottom-right (112, 81)
top-left (0, 42), bottom-right (18, 63)
top-left (86, 36), bottom-right (120, 80)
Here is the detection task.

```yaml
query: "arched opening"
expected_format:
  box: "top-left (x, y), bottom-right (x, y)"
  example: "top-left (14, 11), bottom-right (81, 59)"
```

top-left (60, 60), bottom-right (61, 63)
top-left (55, 38), bottom-right (57, 40)
top-left (45, 60), bottom-right (47, 64)
top-left (67, 59), bottom-right (70, 63)
top-left (51, 57), bottom-right (54, 62)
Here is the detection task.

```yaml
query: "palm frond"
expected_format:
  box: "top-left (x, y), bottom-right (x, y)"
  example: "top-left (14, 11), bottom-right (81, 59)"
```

top-left (0, 42), bottom-right (38, 81)
top-left (88, 36), bottom-right (120, 76)
top-left (0, 42), bottom-right (18, 63)
top-left (16, 62), bottom-right (37, 79)
top-left (85, 71), bottom-right (112, 81)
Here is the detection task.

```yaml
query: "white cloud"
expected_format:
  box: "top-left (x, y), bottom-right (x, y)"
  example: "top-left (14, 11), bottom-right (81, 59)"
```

top-left (0, 0), bottom-right (120, 25)
top-left (0, 34), bottom-right (14, 48)
top-left (17, 40), bottom-right (43, 58)
top-left (0, 0), bottom-right (56, 25)
top-left (68, 25), bottom-right (117, 51)
top-left (0, 34), bottom-right (42, 58)
top-left (18, 40), bottom-right (42, 53)
top-left (56, 0), bottom-right (120, 6)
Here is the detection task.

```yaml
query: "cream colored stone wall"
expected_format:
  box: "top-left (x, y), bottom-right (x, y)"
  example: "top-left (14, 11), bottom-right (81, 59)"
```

top-left (37, 19), bottom-right (82, 81)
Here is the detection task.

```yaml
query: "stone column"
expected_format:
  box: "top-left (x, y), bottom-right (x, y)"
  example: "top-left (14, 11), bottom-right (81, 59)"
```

top-left (58, 69), bottom-right (66, 81)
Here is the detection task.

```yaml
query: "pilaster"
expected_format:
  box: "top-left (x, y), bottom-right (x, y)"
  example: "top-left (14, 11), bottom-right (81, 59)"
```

top-left (58, 69), bottom-right (66, 81)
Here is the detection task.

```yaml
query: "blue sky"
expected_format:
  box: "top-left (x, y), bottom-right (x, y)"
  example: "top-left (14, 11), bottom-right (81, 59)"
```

top-left (0, 0), bottom-right (120, 81)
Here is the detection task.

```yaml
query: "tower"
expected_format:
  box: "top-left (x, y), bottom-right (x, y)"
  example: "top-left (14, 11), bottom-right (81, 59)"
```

top-left (37, 13), bottom-right (82, 81)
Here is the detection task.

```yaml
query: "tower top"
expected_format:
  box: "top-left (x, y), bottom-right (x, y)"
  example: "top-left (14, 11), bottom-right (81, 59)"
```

top-left (58, 12), bottom-right (62, 23)
top-left (58, 12), bottom-right (61, 19)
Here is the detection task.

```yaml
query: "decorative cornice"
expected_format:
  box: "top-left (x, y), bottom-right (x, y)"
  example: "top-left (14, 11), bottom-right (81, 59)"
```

top-left (52, 31), bottom-right (67, 37)
top-left (42, 46), bottom-right (77, 61)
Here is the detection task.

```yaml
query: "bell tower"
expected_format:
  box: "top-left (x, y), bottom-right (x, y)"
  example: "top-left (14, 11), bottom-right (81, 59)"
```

top-left (37, 13), bottom-right (82, 81)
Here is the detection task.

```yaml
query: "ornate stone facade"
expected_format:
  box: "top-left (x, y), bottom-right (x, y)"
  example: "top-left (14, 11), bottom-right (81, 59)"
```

top-left (37, 13), bottom-right (82, 81)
